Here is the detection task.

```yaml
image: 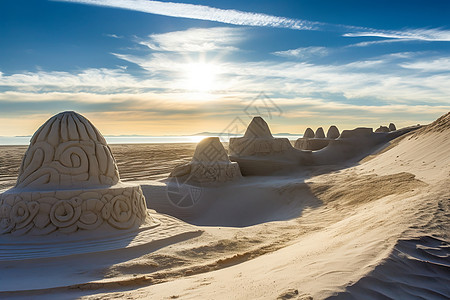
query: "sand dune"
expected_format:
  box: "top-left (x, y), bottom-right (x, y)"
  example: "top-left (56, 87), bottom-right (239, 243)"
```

top-left (0, 113), bottom-right (448, 299)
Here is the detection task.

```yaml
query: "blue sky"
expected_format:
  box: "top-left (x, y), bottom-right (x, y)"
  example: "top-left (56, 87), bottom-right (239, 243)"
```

top-left (0, 0), bottom-right (449, 136)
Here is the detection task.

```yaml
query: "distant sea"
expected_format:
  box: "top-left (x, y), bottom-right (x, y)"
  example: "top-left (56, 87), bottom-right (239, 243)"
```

top-left (0, 134), bottom-right (303, 146)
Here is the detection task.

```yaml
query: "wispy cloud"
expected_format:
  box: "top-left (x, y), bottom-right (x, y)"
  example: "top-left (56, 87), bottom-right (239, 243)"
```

top-left (343, 28), bottom-right (450, 41)
top-left (105, 33), bottom-right (123, 39)
top-left (346, 38), bottom-right (411, 47)
top-left (139, 27), bottom-right (242, 52)
top-left (272, 46), bottom-right (329, 59)
top-left (400, 57), bottom-right (450, 71)
top-left (58, 0), bottom-right (318, 30)
top-left (58, 0), bottom-right (450, 43)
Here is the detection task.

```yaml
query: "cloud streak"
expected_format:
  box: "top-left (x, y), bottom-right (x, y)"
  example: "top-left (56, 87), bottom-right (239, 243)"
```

top-left (343, 28), bottom-right (450, 41)
top-left (58, 0), bottom-right (318, 30)
top-left (58, 0), bottom-right (450, 42)
top-left (139, 27), bottom-right (243, 52)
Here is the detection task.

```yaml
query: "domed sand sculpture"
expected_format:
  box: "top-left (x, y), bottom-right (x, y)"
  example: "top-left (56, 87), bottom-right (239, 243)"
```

top-left (389, 123), bottom-right (397, 131)
top-left (0, 111), bottom-right (149, 235)
top-left (170, 137), bottom-right (241, 183)
top-left (228, 117), bottom-right (292, 157)
top-left (295, 125), bottom-right (340, 151)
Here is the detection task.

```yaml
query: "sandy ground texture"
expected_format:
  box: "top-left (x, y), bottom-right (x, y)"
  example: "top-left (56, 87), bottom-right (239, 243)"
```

top-left (0, 114), bottom-right (449, 299)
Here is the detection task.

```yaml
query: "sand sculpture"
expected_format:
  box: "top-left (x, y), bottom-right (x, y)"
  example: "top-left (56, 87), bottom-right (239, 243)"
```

top-left (295, 125), bottom-right (340, 151)
top-left (389, 123), bottom-right (397, 131)
top-left (375, 126), bottom-right (390, 133)
top-left (170, 137), bottom-right (241, 183)
top-left (0, 111), bottom-right (149, 235)
top-left (228, 117), bottom-right (292, 156)
top-left (314, 127), bottom-right (325, 138)
top-left (303, 128), bottom-right (315, 138)
top-left (327, 125), bottom-right (340, 139)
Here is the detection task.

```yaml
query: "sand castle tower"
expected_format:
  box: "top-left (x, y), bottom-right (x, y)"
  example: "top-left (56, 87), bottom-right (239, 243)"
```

top-left (0, 111), bottom-right (149, 235)
top-left (326, 126), bottom-right (340, 139)
top-left (303, 128), bottom-right (315, 138)
top-left (314, 127), bottom-right (325, 138)
top-left (389, 123), bottom-right (396, 131)
top-left (170, 137), bottom-right (241, 183)
top-left (228, 117), bottom-right (292, 156)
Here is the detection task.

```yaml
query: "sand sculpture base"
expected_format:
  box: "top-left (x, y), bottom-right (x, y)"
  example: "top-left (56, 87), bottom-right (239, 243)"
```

top-left (170, 137), bottom-right (242, 183)
top-left (190, 162), bottom-right (241, 183)
top-left (0, 183), bottom-right (148, 235)
top-left (294, 138), bottom-right (332, 151)
top-left (229, 138), bottom-right (292, 156)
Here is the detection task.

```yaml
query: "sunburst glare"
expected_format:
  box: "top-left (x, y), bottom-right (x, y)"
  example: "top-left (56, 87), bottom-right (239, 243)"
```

top-left (183, 62), bottom-right (218, 92)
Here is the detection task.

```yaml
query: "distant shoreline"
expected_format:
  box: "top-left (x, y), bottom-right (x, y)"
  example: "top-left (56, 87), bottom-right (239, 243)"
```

top-left (0, 134), bottom-right (303, 146)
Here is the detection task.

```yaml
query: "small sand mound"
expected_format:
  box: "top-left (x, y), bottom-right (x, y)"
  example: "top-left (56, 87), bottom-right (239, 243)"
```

top-left (314, 127), bottom-right (325, 138)
top-left (326, 126), bottom-right (340, 139)
top-left (303, 128), bottom-right (314, 138)
top-left (375, 126), bottom-right (389, 133)
top-left (170, 137), bottom-right (241, 183)
top-left (389, 123), bottom-right (396, 131)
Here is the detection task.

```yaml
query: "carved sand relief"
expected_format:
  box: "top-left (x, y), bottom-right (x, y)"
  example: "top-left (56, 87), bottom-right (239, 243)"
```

top-left (0, 111), bottom-right (149, 235)
top-left (170, 137), bottom-right (241, 183)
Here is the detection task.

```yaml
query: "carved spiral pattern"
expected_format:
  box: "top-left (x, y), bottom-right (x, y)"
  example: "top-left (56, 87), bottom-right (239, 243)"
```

top-left (16, 112), bottom-right (119, 189)
top-left (0, 185), bottom-right (148, 235)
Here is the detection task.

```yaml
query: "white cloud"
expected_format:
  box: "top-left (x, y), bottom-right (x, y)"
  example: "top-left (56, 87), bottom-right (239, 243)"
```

top-left (58, 0), bottom-right (450, 44)
top-left (346, 38), bottom-right (411, 47)
top-left (105, 33), bottom-right (123, 39)
top-left (58, 0), bottom-right (318, 30)
top-left (272, 46), bottom-right (329, 59)
top-left (139, 27), bottom-right (242, 52)
top-left (343, 28), bottom-right (450, 42)
top-left (2, 25), bottom-right (449, 134)
top-left (400, 57), bottom-right (450, 71)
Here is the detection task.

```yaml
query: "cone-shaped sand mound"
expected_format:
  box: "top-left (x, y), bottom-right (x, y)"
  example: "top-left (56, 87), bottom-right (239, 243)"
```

top-left (243, 116), bottom-right (273, 138)
top-left (0, 111), bottom-right (150, 235)
top-left (303, 128), bottom-right (315, 138)
top-left (326, 125), bottom-right (340, 139)
top-left (170, 137), bottom-right (241, 183)
top-left (314, 127), bottom-right (325, 138)
top-left (229, 117), bottom-right (292, 156)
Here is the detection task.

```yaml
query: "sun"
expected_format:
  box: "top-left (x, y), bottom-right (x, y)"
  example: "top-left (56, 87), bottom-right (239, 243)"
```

top-left (184, 62), bottom-right (217, 92)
